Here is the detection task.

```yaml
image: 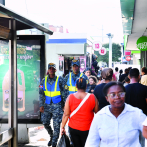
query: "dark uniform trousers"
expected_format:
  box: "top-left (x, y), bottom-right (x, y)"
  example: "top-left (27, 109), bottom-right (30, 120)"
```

top-left (41, 102), bottom-right (63, 146)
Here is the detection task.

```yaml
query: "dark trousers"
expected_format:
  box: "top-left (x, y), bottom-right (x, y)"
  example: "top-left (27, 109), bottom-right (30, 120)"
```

top-left (69, 127), bottom-right (89, 147)
top-left (41, 102), bottom-right (63, 146)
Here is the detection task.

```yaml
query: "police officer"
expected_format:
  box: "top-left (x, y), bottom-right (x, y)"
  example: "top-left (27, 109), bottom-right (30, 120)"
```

top-left (64, 60), bottom-right (88, 96)
top-left (39, 63), bottom-right (68, 147)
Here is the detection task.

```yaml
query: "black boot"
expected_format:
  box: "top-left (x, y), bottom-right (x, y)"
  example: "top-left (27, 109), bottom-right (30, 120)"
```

top-left (47, 137), bottom-right (52, 146)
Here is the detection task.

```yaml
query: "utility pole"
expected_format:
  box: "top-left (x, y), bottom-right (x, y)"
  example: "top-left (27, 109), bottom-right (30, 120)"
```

top-left (102, 25), bottom-right (103, 43)
top-left (106, 33), bottom-right (113, 68)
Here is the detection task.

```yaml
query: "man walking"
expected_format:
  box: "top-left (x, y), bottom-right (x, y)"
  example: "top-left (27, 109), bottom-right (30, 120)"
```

top-left (125, 68), bottom-right (147, 115)
top-left (125, 68), bottom-right (147, 147)
top-left (39, 63), bottom-right (68, 147)
top-left (64, 60), bottom-right (88, 95)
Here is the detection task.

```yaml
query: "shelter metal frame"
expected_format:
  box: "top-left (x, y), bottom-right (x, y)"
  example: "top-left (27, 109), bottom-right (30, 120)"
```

top-left (0, 4), bottom-right (53, 147)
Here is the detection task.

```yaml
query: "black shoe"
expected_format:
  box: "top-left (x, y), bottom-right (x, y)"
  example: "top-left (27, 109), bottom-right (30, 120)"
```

top-left (48, 141), bottom-right (51, 146)
top-left (48, 138), bottom-right (52, 146)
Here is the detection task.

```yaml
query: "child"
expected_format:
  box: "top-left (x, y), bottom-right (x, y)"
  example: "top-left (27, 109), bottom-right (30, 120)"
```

top-left (123, 76), bottom-right (130, 87)
top-left (88, 75), bottom-right (97, 93)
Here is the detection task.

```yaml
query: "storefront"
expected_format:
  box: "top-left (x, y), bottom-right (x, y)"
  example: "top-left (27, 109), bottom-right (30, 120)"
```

top-left (46, 33), bottom-right (89, 76)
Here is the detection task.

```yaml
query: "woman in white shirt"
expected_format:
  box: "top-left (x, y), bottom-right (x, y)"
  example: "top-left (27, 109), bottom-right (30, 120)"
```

top-left (85, 81), bottom-right (146, 147)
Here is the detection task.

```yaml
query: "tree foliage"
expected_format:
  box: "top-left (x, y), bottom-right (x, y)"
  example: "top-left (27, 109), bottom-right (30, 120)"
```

top-left (94, 43), bottom-right (122, 65)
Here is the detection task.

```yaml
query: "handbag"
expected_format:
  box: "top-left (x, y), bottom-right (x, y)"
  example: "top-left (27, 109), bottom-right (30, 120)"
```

top-left (70, 93), bottom-right (90, 118)
top-left (57, 134), bottom-right (70, 147)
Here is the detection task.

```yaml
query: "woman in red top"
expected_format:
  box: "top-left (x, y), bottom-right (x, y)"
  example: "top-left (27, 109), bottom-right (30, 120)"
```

top-left (61, 77), bottom-right (99, 147)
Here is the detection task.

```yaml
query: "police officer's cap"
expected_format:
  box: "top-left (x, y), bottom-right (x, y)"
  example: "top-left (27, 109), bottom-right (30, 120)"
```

top-left (72, 60), bottom-right (80, 66)
top-left (48, 63), bottom-right (56, 69)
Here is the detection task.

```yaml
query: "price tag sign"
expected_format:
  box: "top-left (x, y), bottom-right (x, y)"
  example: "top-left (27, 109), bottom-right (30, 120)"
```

top-left (99, 47), bottom-right (106, 55)
top-left (93, 41), bottom-right (102, 51)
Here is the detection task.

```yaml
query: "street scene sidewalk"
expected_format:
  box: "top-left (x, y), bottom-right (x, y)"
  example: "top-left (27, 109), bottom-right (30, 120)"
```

top-left (2, 126), bottom-right (50, 147)
top-left (1, 120), bottom-right (69, 147)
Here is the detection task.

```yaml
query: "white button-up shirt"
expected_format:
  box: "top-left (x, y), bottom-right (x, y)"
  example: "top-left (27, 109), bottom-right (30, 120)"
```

top-left (85, 103), bottom-right (146, 147)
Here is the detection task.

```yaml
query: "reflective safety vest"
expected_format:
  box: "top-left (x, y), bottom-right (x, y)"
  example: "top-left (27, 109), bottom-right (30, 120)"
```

top-left (67, 72), bottom-right (83, 94)
top-left (43, 76), bottom-right (61, 104)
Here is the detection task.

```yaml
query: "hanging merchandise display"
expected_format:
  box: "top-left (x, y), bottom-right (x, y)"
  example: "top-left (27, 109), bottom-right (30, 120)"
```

top-left (80, 56), bottom-right (86, 73)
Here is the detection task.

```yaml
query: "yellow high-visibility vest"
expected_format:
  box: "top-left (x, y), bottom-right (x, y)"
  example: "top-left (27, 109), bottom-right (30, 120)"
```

top-left (68, 73), bottom-right (83, 92)
top-left (44, 76), bottom-right (61, 97)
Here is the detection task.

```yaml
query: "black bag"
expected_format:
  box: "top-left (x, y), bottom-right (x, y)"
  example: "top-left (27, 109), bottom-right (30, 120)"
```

top-left (57, 134), bottom-right (71, 147)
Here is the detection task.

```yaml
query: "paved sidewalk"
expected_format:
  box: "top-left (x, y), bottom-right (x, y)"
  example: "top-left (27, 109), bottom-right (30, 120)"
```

top-left (1, 120), bottom-right (69, 147)
top-left (1, 127), bottom-right (50, 147)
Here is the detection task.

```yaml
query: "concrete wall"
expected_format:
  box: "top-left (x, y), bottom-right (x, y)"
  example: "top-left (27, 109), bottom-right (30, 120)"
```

top-left (133, 53), bottom-right (140, 65)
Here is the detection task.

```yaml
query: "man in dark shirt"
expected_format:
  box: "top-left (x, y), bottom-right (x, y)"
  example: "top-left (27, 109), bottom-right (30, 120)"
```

top-left (119, 68), bottom-right (129, 83)
top-left (94, 68), bottom-right (113, 109)
top-left (125, 68), bottom-right (147, 115)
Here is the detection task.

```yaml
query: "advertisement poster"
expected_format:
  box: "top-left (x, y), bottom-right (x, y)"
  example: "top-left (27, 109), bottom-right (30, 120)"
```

top-left (0, 39), bottom-right (41, 122)
top-left (80, 56), bottom-right (86, 73)
top-left (58, 56), bottom-right (64, 76)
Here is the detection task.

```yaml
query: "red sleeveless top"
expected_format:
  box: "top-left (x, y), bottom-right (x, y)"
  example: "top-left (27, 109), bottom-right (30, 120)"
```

top-left (68, 94), bottom-right (95, 131)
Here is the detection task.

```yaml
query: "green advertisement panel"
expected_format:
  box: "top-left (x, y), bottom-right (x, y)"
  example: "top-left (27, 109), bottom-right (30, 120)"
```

top-left (0, 35), bottom-right (45, 123)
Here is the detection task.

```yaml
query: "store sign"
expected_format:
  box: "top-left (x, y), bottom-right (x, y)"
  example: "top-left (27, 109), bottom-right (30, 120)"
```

top-left (93, 41), bottom-right (102, 51)
top-left (125, 51), bottom-right (131, 56)
top-left (99, 47), bottom-right (106, 55)
top-left (126, 56), bottom-right (131, 61)
top-left (136, 36), bottom-right (147, 51)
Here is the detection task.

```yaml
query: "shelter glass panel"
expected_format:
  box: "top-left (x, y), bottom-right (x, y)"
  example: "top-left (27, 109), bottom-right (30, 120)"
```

top-left (0, 39), bottom-right (9, 121)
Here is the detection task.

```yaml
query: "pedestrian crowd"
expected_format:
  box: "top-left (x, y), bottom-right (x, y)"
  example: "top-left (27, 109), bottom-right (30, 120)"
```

top-left (39, 61), bottom-right (147, 147)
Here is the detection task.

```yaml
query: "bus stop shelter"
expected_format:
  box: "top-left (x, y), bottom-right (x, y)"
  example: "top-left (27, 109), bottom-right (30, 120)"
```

top-left (0, 4), bottom-right (53, 147)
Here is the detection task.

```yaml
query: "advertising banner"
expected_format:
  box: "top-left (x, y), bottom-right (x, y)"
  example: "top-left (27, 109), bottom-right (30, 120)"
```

top-left (80, 56), bottom-right (86, 72)
top-left (58, 56), bottom-right (64, 76)
top-left (99, 47), bottom-right (107, 55)
top-left (0, 38), bottom-right (42, 122)
top-left (92, 41), bottom-right (102, 51)
top-left (125, 51), bottom-right (131, 56)
top-left (126, 56), bottom-right (131, 61)
top-left (136, 36), bottom-right (147, 51)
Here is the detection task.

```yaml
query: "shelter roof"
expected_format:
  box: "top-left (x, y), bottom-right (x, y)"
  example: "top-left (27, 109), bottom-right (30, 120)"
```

top-left (0, 4), bottom-right (53, 35)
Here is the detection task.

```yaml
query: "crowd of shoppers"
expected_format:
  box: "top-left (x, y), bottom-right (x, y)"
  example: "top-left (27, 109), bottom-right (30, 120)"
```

top-left (61, 66), bottom-right (147, 147)
top-left (40, 61), bottom-right (147, 147)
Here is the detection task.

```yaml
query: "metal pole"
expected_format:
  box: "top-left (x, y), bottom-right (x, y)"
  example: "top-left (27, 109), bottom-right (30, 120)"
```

top-left (102, 25), bottom-right (103, 43)
top-left (8, 19), bottom-right (18, 147)
top-left (109, 35), bottom-right (112, 68)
